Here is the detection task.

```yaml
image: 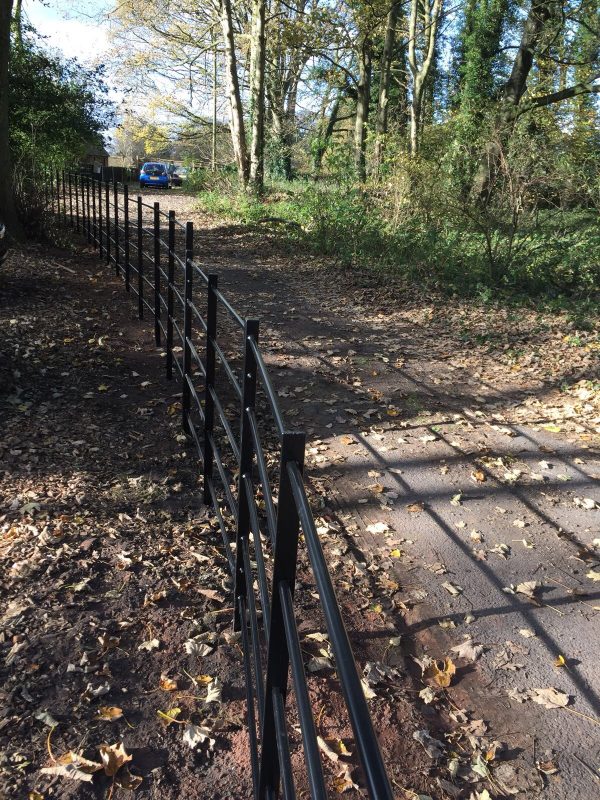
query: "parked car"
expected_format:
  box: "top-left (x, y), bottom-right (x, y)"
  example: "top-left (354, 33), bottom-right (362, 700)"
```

top-left (0, 221), bottom-right (7, 266)
top-left (139, 162), bottom-right (172, 189)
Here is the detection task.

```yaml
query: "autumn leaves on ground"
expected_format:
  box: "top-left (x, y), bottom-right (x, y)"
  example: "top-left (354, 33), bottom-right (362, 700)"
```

top-left (1, 203), bottom-right (599, 800)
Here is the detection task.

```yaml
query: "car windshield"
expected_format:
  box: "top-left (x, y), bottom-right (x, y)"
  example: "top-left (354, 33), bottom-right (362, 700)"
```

top-left (143, 164), bottom-right (166, 175)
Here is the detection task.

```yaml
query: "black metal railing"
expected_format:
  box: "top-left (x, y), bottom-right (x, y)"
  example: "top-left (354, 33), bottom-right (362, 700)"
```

top-left (47, 169), bottom-right (394, 800)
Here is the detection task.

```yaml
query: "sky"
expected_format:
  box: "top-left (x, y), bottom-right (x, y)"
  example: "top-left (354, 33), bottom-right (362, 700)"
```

top-left (23, 0), bottom-right (111, 65)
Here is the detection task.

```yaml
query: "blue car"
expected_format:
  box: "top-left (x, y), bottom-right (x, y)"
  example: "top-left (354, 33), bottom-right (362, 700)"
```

top-left (139, 162), bottom-right (172, 189)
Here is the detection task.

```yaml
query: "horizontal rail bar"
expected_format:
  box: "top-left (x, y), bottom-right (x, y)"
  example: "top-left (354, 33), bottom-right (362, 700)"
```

top-left (208, 386), bottom-right (240, 462)
top-left (212, 338), bottom-right (242, 401)
top-left (206, 478), bottom-right (236, 574)
top-left (279, 581), bottom-right (327, 799)
top-left (249, 337), bottom-right (286, 437)
top-left (214, 287), bottom-right (245, 329)
top-left (246, 409), bottom-right (278, 544)
top-left (287, 463), bottom-right (393, 800)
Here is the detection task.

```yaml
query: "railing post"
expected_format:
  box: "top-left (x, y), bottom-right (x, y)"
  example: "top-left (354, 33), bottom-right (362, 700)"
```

top-left (68, 173), bottom-right (73, 227)
top-left (137, 195), bottom-right (143, 319)
top-left (233, 318), bottom-right (260, 631)
top-left (166, 209), bottom-right (175, 379)
top-left (124, 184), bottom-right (130, 291)
top-left (114, 180), bottom-right (120, 275)
top-left (98, 179), bottom-right (103, 258)
top-left (258, 431), bottom-right (306, 799)
top-left (87, 177), bottom-right (93, 244)
top-left (62, 170), bottom-right (67, 226)
top-left (74, 173), bottom-right (79, 231)
top-left (105, 180), bottom-right (111, 265)
top-left (91, 177), bottom-right (97, 249)
top-left (153, 201), bottom-right (161, 346)
top-left (80, 175), bottom-right (85, 236)
top-left (181, 222), bottom-right (194, 433)
top-left (202, 273), bottom-right (218, 502)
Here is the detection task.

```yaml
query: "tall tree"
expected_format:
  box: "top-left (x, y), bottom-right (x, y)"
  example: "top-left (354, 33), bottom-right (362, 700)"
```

top-left (0, 0), bottom-right (22, 237)
top-left (248, 0), bottom-right (266, 192)
top-left (354, 34), bottom-right (372, 180)
top-left (473, 0), bottom-right (600, 199)
top-left (374, 0), bottom-right (400, 169)
top-left (407, 0), bottom-right (443, 155)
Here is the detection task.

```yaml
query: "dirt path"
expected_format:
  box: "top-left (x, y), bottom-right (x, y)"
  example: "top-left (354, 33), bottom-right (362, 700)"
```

top-left (150, 190), bottom-right (600, 799)
top-left (1, 189), bottom-right (599, 800)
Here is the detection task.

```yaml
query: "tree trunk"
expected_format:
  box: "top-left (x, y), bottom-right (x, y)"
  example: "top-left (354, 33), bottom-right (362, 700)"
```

top-left (248, 0), bottom-right (266, 193)
top-left (408, 0), bottom-right (443, 156)
top-left (354, 37), bottom-right (372, 182)
top-left (472, 0), bottom-right (552, 199)
top-left (374, 2), bottom-right (399, 170)
top-left (212, 36), bottom-right (218, 172)
top-left (0, 0), bottom-right (22, 238)
top-left (314, 97), bottom-right (340, 174)
top-left (220, 0), bottom-right (249, 185)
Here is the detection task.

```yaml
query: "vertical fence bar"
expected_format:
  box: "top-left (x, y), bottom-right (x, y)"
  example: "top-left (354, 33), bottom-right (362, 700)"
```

top-left (181, 222), bottom-right (194, 434)
top-left (166, 210), bottom-right (175, 379)
top-left (68, 173), bottom-right (73, 227)
top-left (80, 175), bottom-right (85, 237)
top-left (56, 169), bottom-right (61, 219)
top-left (233, 318), bottom-right (260, 630)
top-left (258, 431), bottom-right (306, 799)
top-left (86, 177), bottom-right (91, 244)
top-left (105, 180), bottom-right (111, 265)
top-left (74, 173), bottom-right (79, 232)
top-left (153, 202), bottom-right (161, 346)
top-left (137, 195), bottom-right (144, 318)
top-left (62, 170), bottom-right (67, 226)
top-left (91, 178), bottom-right (97, 249)
top-left (202, 273), bottom-right (218, 501)
top-left (59, 169), bottom-right (67, 226)
top-left (124, 184), bottom-right (130, 291)
top-left (98, 179), bottom-right (103, 258)
top-left (113, 180), bottom-right (120, 275)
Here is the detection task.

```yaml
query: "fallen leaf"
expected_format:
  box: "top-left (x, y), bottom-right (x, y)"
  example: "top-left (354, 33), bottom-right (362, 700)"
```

top-left (98, 742), bottom-right (132, 777)
top-left (183, 723), bottom-right (215, 750)
top-left (450, 639), bottom-right (484, 662)
top-left (96, 706), bottom-right (123, 721)
top-left (366, 522), bottom-right (389, 535)
top-left (424, 658), bottom-right (456, 688)
top-left (138, 639), bottom-right (160, 652)
top-left (531, 687), bottom-right (570, 709)
top-left (159, 676), bottom-right (178, 691)
top-left (157, 707), bottom-right (182, 726)
top-left (442, 581), bottom-right (463, 596)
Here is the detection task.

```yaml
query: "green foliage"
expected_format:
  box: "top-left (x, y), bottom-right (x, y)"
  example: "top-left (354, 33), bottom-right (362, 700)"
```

top-left (9, 30), bottom-right (114, 177)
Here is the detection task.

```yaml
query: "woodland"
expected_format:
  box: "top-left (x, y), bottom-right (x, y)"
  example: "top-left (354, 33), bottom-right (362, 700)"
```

top-left (0, 0), bottom-right (599, 297)
top-left (108, 0), bottom-right (600, 297)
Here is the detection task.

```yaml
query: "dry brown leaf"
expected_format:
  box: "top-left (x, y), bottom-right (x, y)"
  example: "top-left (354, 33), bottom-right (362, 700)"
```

top-left (98, 742), bottom-right (132, 777)
top-left (96, 706), bottom-right (123, 721)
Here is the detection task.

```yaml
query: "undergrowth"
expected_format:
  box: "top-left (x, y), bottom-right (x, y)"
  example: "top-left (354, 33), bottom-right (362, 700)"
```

top-left (190, 170), bottom-right (600, 308)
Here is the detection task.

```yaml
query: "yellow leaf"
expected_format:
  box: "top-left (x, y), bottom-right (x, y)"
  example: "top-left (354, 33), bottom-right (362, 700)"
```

top-left (96, 706), bottom-right (123, 721)
top-left (371, 603), bottom-right (383, 614)
top-left (195, 674), bottom-right (213, 685)
top-left (554, 655), bottom-right (566, 668)
top-left (159, 676), bottom-right (178, 691)
top-left (425, 658), bottom-right (456, 688)
top-left (157, 707), bottom-right (182, 726)
top-left (97, 384), bottom-right (108, 392)
top-left (542, 424), bottom-right (561, 433)
top-left (29, 793), bottom-right (44, 800)
top-left (386, 408), bottom-right (400, 417)
top-left (389, 549), bottom-right (402, 558)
